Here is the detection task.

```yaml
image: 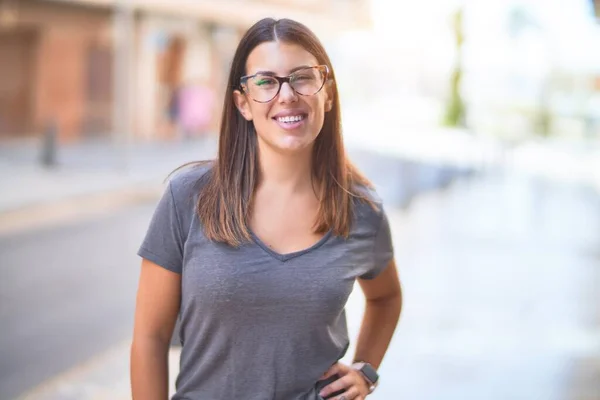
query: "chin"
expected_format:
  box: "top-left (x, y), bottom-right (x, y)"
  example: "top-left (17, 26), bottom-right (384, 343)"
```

top-left (274, 141), bottom-right (312, 155)
top-left (256, 126), bottom-right (318, 154)
top-left (276, 133), bottom-right (317, 154)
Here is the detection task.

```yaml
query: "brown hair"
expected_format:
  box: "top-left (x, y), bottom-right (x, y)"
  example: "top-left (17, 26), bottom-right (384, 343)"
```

top-left (190, 18), bottom-right (373, 246)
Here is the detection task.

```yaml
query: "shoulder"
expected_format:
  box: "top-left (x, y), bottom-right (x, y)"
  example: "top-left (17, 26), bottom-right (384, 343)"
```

top-left (352, 182), bottom-right (383, 204)
top-left (166, 161), bottom-right (214, 212)
top-left (351, 183), bottom-right (386, 234)
top-left (168, 161), bottom-right (213, 195)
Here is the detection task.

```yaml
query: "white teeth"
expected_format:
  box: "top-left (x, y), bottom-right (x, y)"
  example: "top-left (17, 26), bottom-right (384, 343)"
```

top-left (277, 115), bottom-right (304, 123)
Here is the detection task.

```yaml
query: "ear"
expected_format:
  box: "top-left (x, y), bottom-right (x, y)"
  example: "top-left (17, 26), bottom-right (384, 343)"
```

top-left (233, 89), bottom-right (253, 121)
top-left (324, 81), bottom-right (334, 112)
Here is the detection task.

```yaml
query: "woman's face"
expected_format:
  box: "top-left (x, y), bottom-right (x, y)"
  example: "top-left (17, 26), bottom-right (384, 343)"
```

top-left (234, 41), bottom-right (333, 155)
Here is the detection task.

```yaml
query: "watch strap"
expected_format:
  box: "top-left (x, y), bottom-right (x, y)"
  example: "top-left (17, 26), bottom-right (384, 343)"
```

top-left (351, 362), bottom-right (379, 393)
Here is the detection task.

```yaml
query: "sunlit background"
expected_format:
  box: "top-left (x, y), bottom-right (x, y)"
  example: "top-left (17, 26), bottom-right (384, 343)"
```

top-left (1, 0), bottom-right (599, 399)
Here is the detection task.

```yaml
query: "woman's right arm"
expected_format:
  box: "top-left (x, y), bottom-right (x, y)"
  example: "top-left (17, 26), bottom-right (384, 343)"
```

top-left (131, 258), bottom-right (181, 400)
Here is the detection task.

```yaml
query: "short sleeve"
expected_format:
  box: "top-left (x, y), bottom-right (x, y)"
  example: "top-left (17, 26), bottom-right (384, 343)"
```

top-left (360, 209), bottom-right (394, 280)
top-left (137, 182), bottom-right (184, 274)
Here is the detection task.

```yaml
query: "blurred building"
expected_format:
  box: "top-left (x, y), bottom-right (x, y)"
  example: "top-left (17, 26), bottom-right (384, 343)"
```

top-left (0, 0), bottom-right (371, 143)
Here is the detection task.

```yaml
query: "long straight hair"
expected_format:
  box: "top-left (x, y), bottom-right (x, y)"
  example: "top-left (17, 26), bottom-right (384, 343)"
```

top-left (195, 18), bottom-right (373, 246)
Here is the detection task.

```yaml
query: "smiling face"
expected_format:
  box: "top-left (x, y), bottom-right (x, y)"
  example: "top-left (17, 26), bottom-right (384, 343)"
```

top-left (233, 41), bottom-right (333, 155)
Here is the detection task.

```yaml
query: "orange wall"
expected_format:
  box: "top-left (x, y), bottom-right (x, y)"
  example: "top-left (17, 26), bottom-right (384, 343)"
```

top-left (35, 28), bottom-right (86, 141)
top-left (18, 1), bottom-right (112, 142)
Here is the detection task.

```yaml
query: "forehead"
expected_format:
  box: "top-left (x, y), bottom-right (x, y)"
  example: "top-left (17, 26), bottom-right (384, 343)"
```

top-left (245, 41), bottom-right (319, 75)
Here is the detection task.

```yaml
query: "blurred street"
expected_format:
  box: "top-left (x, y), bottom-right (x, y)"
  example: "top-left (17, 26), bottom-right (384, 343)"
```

top-left (367, 173), bottom-right (600, 400)
top-left (0, 202), bottom-right (153, 399)
top-left (0, 137), bottom-right (218, 214)
top-left (2, 167), bottom-right (599, 399)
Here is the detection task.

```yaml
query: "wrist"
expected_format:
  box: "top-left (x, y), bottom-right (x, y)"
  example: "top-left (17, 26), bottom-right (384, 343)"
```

top-left (351, 361), bottom-right (379, 394)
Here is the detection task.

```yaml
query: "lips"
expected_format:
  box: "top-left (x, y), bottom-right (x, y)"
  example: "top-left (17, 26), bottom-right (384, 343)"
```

top-left (272, 110), bottom-right (308, 131)
top-left (271, 108), bottom-right (308, 130)
top-left (275, 114), bottom-right (306, 123)
top-left (272, 109), bottom-right (308, 120)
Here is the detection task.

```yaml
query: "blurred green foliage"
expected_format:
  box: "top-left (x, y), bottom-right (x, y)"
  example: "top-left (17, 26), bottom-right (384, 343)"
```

top-left (443, 7), bottom-right (466, 128)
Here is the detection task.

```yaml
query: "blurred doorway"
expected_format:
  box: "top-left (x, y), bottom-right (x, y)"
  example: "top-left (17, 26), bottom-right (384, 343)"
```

top-left (156, 34), bottom-right (186, 138)
top-left (0, 28), bottom-right (37, 139)
top-left (83, 42), bottom-right (113, 138)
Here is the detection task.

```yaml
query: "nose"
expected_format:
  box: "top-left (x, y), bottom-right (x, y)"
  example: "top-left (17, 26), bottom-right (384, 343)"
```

top-left (278, 81), bottom-right (298, 103)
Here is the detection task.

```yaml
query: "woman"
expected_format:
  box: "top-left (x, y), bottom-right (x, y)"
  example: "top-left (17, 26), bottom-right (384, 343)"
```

top-left (131, 18), bottom-right (402, 400)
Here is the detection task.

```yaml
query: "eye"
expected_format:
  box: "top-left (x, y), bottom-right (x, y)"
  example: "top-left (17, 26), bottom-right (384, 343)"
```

top-left (254, 76), bottom-right (277, 87)
top-left (293, 72), bottom-right (316, 81)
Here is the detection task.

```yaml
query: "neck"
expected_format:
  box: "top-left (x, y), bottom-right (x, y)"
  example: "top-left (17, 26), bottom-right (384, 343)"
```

top-left (257, 143), bottom-right (313, 194)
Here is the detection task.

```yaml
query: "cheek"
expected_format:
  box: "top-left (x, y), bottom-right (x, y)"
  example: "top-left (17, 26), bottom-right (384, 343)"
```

top-left (252, 116), bottom-right (272, 133)
top-left (248, 105), bottom-right (271, 127)
top-left (310, 100), bottom-right (326, 126)
top-left (248, 103), bottom-right (270, 120)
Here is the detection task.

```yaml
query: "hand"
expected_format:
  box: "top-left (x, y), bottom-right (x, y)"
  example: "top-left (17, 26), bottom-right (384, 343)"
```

top-left (318, 362), bottom-right (370, 400)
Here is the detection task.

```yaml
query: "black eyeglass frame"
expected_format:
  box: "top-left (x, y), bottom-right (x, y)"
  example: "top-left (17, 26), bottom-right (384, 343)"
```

top-left (239, 65), bottom-right (330, 103)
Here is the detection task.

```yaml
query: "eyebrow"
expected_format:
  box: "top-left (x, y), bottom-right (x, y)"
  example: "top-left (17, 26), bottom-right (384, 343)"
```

top-left (252, 65), bottom-right (313, 76)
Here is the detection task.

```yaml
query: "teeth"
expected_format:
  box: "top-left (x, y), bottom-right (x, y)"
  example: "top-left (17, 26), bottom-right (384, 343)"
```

top-left (277, 115), bottom-right (304, 123)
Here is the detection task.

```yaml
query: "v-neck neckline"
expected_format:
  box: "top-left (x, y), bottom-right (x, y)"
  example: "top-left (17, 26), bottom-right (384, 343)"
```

top-left (249, 228), bottom-right (333, 262)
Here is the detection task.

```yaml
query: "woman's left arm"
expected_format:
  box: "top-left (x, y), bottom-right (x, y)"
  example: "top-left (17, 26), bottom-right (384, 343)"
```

top-left (318, 260), bottom-right (401, 399)
top-left (353, 259), bottom-right (402, 369)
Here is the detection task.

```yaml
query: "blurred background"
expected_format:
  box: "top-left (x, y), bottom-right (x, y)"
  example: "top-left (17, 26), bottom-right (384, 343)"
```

top-left (0, 0), bottom-right (599, 399)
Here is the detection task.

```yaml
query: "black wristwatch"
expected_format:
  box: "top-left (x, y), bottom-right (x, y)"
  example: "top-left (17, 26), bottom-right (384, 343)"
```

top-left (351, 362), bottom-right (379, 394)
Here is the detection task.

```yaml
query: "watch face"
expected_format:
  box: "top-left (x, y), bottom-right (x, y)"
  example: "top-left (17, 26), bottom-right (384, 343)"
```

top-left (362, 363), bottom-right (379, 384)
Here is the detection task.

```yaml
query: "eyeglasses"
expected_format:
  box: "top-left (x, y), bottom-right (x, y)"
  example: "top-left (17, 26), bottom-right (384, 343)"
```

top-left (239, 65), bottom-right (329, 103)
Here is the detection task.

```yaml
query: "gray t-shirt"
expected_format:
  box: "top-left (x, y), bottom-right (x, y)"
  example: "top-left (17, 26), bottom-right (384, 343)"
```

top-left (138, 165), bottom-right (394, 400)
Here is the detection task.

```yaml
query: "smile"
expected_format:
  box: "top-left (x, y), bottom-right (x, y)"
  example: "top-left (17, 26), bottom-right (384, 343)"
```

top-left (273, 114), bottom-right (307, 131)
top-left (275, 114), bottom-right (306, 123)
